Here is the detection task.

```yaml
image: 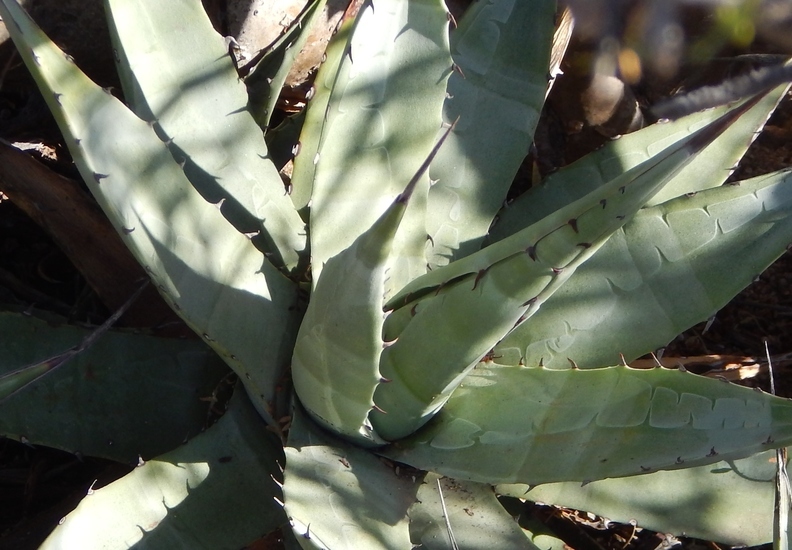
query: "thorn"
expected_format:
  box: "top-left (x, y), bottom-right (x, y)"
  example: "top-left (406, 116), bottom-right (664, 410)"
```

top-left (567, 358), bottom-right (579, 369)
top-left (472, 269), bottom-right (487, 290)
top-left (93, 173), bottom-right (109, 183)
top-left (765, 435), bottom-right (775, 445)
top-left (521, 297), bottom-right (537, 308)
top-left (619, 186), bottom-right (626, 194)
top-left (707, 447), bottom-right (718, 457)
top-left (447, 11), bottom-right (458, 28)
top-left (452, 63), bottom-right (465, 78)
top-left (526, 245), bottom-right (537, 261)
top-left (397, 118), bottom-right (458, 204)
top-left (640, 465), bottom-right (651, 472)
top-left (379, 376), bottom-right (391, 383)
top-left (538, 358), bottom-right (544, 367)
top-left (578, 242), bottom-right (591, 249)
top-left (122, 226), bottom-right (135, 234)
top-left (63, 53), bottom-right (75, 63)
top-left (676, 456), bottom-right (684, 464)
top-left (567, 218), bottom-right (579, 233)
top-left (273, 496), bottom-right (285, 508)
top-left (410, 304), bottom-right (418, 317)
top-left (551, 267), bottom-right (563, 274)
top-left (619, 353), bottom-right (628, 366)
top-left (426, 234), bottom-right (435, 246)
top-left (292, 142), bottom-right (301, 156)
top-left (677, 364), bottom-right (687, 372)
top-left (600, 198), bottom-right (607, 209)
top-left (53, 93), bottom-right (63, 105)
top-left (650, 352), bottom-right (662, 367)
top-left (372, 404), bottom-right (387, 414)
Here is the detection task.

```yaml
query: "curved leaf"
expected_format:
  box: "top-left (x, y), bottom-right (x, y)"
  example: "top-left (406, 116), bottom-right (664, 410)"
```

top-left (41, 391), bottom-right (286, 550)
top-left (0, 311), bottom-right (227, 462)
top-left (0, 0), bottom-right (301, 413)
top-left (425, 0), bottom-right (556, 268)
top-left (498, 451), bottom-right (784, 547)
top-left (292, 126), bottom-right (453, 446)
top-left (245, 0), bottom-right (328, 130)
top-left (410, 473), bottom-right (541, 549)
top-left (105, 0), bottom-right (308, 273)
top-left (40, 387), bottom-right (286, 550)
top-left (372, 103), bottom-right (754, 441)
top-left (489, 85), bottom-right (788, 243)
top-left (383, 364), bottom-right (792, 485)
top-left (289, 17), bottom-right (353, 217)
top-left (283, 404), bottom-right (418, 550)
top-left (494, 168), bottom-right (792, 369)
top-left (301, 0), bottom-right (452, 293)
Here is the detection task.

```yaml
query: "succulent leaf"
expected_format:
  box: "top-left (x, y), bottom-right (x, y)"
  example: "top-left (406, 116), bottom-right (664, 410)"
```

top-left (0, 311), bottom-right (228, 462)
top-left (425, 0), bottom-right (556, 269)
top-left (244, 0), bottom-right (328, 130)
top-left (292, 125), bottom-right (454, 446)
top-left (497, 450), bottom-right (784, 547)
top-left (494, 168), bottom-right (792, 369)
top-left (383, 363), bottom-right (792, 485)
top-left (489, 86), bottom-right (789, 242)
top-left (386, 92), bottom-right (766, 309)
top-left (104, 0), bottom-right (308, 274)
top-left (283, 404), bottom-right (417, 550)
top-left (410, 473), bottom-right (542, 549)
top-left (0, 0), bottom-right (301, 414)
top-left (289, 17), bottom-right (353, 217)
top-left (298, 0), bottom-right (452, 294)
top-left (39, 387), bottom-right (286, 550)
top-left (372, 100), bottom-right (757, 441)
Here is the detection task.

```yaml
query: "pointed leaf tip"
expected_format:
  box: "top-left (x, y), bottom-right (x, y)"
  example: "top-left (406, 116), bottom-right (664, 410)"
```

top-left (398, 118), bottom-right (458, 204)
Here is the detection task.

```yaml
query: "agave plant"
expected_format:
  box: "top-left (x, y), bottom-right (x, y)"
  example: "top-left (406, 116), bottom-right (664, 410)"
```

top-left (2, 0), bottom-right (792, 547)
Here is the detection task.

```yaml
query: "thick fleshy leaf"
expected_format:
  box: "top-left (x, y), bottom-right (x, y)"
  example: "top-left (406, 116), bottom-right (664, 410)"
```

top-left (383, 364), bottom-right (792, 485)
top-left (289, 17), bottom-right (353, 217)
top-left (0, 0), bottom-right (302, 413)
top-left (372, 101), bottom-right (756, 441)
top-left (425, 0), bottom-right (555, 269)
top-left (301, 0), bottom-right (452, 294)
top-left (292, 126), bottom-right (453, 446)
top-left (497, 451), bottom-right (784, 547)
top-left (105, 0), bottom-right (308, 273)
top-left (489, 86), bottom-right (787, 243)
top-left (494, 168), bottom-right (792, 369)
top-left (410, 473), bottom-right (541, 549)
top-left (245, 0), bottom-right (328, 130)
top-left (0, 310), bottom-right (227, 462)
top-left (39, 387), bottom-right (286, 550)
top-left (283, 404), bottom-right (418, 550)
